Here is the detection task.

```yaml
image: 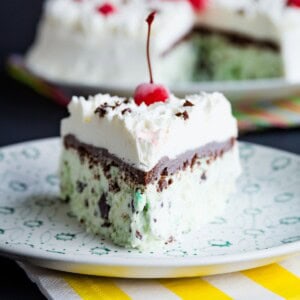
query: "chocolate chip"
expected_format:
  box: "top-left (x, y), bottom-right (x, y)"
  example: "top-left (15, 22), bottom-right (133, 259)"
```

top-left (157, 178), bottom-right (168, 192)
top-left (101, 222), bottom-right (111, 227)
top-left (135, 230), bottom-right (142, 240)
top-left (183, 100), bottom-right (194, 107)
top-left (76, 181), bottom-right (87, 193)
top-left (109, 181), bottom-right (120, 193)
top-left (94, 174), bottom-right (100, 180)
top-left (201, 172), bottom-right (207, 180)
top-left (153, 218), bottom-right (157, 223)
top-left (131, 198), bottom-right (135, 213)
top-left (103, 163), bottom-right (111, 173)
top-left (168, 178), bottom-right (173, 185)
top-left (98, 194), bottom-right (110, 220)
top-left (84, 199), bottom-right (89, 208)
top-left (161, 167), bottom-right (168, 176)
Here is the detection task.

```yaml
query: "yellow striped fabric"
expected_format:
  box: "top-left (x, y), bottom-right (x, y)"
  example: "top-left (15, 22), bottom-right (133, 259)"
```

top-left (64, 274), bottom-right (131, 300)
top-left (242, 264), bottom-right (300, 299)
top-left (160, 278), bottom-right (232, 299)
top-left (60, 259), bottom-right (300, 300)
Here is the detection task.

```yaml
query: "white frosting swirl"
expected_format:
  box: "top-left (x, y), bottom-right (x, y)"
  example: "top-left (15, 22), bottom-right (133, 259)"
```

top-left (45, 0), bottom-right (194, 52)
top-left (61, 93), bottom-right (238, 171)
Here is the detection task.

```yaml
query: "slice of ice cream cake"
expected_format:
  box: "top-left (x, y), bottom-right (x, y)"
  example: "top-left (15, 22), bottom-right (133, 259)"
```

top-left (60, 92), bottom-right (240, 248)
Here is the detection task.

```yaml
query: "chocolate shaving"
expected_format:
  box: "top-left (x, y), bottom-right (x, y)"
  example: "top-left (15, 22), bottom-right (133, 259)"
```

top-left (95, 101), bottom-right (121, 117)
top-left (121, 108), bottom-right (132, 115)
top-left (76, 181), bottom-right (87, 193)
top-left (182, 111), bottom-right (189, 120)
top-left (109, 181), bottom-right (120, 193)
top-left (157, 178), bottom-right (168, 192)
top-left (191, 154), bottom-right (198, 168)
top-left (183, 100), bottom-right (194, 107)
top-left (95, 107), bottom-right (106, 118)
top-left (175, 111), bottom-right (189, 120)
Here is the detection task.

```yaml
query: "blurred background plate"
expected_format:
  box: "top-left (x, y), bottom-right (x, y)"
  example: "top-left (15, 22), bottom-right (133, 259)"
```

top-left (8, 55), bottom-right (300, 104)
top-left (37, 76), bottom-right (300, 103)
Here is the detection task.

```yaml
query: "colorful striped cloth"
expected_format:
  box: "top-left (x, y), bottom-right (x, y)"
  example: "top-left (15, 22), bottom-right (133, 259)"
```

top-left (19, 256), bottom-right (300, 300)
top-left (7, 55), bottom-right (300, 134)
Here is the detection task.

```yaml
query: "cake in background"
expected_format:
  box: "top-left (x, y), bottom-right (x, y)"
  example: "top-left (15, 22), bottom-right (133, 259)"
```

top-left (26, 0), bottom-right (300, 86)
top-left (193, 0), bottom-right (300, 81)
top-left (26, 0), bottom-right (196, 86)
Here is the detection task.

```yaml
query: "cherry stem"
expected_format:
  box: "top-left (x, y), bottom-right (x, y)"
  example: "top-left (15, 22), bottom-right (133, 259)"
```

top-left (146, 11), bottom-right (156, 84)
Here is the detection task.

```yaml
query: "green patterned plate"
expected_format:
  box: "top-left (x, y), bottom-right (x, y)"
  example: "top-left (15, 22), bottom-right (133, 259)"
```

top-left (0, 138), bottom-right (299, 278)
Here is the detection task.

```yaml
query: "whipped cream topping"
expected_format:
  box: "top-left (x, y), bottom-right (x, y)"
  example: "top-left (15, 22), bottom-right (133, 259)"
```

top-left (61, 93), bottom-right (238, 171)
top-left (27, 0), bottom-right (300, 84)
top-left (197, 0), bottom-right (300, 43)
top-left (26, 0), bottom-right (194, 85)
top-left (44, 0), bottom-right (194, 53)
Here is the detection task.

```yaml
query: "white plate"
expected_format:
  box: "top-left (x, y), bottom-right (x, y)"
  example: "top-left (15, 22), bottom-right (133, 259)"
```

top-left (0, 138), bottom-right (299, 278)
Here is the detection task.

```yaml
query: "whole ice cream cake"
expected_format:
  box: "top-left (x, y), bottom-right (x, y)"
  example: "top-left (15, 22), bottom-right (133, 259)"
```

top-left (60, 92), bottom-right (241, 248)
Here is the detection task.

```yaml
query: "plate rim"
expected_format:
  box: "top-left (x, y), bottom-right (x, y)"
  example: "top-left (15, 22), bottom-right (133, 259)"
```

top-left (0, 239), bottom-right (299, 268)
top-left (0, 137), bottom-right (299, 269)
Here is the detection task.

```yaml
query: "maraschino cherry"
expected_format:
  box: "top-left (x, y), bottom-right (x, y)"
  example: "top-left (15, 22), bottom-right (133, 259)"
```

top-left (134, 12), bottom-right (170, 106)
top-left (287, 0), bottom-right (300, 7)
top-left (188, 0), bottom-right (208, 12)
top-left (96, 2), bottom-right (117, 16)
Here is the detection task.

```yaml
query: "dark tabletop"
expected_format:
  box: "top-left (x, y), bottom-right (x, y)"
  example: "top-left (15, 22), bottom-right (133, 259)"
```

top-left (0, 1), bottom-right (300, 299)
